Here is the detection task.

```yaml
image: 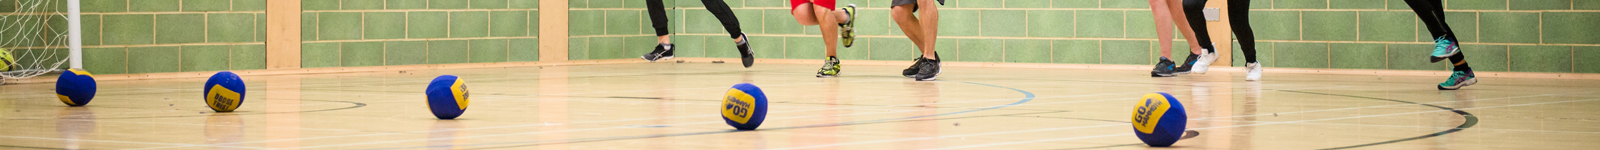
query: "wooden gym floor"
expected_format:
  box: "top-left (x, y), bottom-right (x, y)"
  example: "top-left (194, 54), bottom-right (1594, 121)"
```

top-left (1, 62), bottom-right (1598, 149)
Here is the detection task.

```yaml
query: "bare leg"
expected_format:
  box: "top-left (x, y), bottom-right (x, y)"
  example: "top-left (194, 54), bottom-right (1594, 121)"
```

top-left (1149, 0), bottom-right (1175, 58)
top-left (916, 0), bottom-right (938, 60)
top-left (891, 5), bottom-right (926, 56)
top-left (657, 35), bottom-right (671, 44)
top-left (813, 5), bottom-right (841, 57)
top-left (793, 4), bottom-right (819, 25)
top-left (834, 10), bottom-right (851, 23)
top-left (1167, 0), bottom-right (1204, 54)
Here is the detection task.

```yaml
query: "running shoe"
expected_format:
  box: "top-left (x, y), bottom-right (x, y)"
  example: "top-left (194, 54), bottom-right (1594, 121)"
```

top-left (1190, 47), bottom-right (1219, 74)
top-left (1430, 36), bottom-right (1459, 63)
top-left (1152, 57), bottom-right (1177, 77)
top-left (913, 58), bottom-right (940, 81)
top-left (1437, 70), bottom-right (1477, 90)
top-left (904, 57), bottom-right (926, 78)
top-left (1245, 62), bottom-right (1262, 81)
top-left (1174, 54), bottom-right (1200, 74)
top-left (817, 56), bottom-right (841, 77)
top-left (737, 33), bottom-right (754, 68)
top-left (642, 43), bottom-right (674, 62)
top-left (840, 4), bottom-right (858, 48)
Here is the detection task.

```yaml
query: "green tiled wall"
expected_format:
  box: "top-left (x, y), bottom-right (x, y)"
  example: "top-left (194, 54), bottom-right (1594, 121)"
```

top-left (577, 0), bottom-right (1600, 73)
top-left (300, 0), bottom-right (541, 68)
top-left (0, 0), bottom-right (268, 74)
top-left (566, 0), bottom-right (656, 60)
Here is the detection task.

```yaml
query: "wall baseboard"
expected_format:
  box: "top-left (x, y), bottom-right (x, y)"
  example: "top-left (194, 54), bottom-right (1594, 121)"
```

top-left (8, 57), bottom-right (1596, 84)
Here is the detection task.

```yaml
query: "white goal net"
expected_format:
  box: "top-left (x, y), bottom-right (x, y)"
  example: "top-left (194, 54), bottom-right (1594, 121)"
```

top-left (1, 0), bottom-right (74, 84)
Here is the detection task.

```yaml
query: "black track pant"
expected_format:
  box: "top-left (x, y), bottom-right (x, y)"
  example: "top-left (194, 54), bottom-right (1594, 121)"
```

top-left (1403, 0), bottom-right (1470, 71)
top-left (1181, 0), bottom-right (1254, 62)
top-left (647, 0), bottom-right (743, 39)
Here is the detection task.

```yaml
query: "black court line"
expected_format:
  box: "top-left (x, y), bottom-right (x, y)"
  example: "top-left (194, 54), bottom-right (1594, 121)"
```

top-left (3, 100), bottom-right (367, 120)
top-left (1279, 90), bottom-right (1479, 150)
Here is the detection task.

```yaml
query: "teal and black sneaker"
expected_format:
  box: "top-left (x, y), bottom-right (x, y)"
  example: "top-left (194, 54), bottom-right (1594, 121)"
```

top-left (1429, 36), bottom-right (1459, 63)
top-left (1437, 70), bottom-right (1477, 90)
top-left (817, 56), bottom-right (842, 78)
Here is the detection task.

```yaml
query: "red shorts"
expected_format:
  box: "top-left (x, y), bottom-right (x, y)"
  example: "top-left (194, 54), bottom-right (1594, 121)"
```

top-left (791, 0), bottom-right (836, 11)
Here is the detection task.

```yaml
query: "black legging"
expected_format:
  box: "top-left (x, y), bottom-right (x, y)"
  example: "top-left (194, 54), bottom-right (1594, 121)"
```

top-left (1182, 0), bottom-right (1254, 62)
top-left (1404, 0), bottom-right (1470, 71)
top-left (647, 0), bottom-right (744, 39)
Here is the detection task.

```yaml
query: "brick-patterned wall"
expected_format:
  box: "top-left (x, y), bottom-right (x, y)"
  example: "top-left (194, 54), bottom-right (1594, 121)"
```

top-left (566, 0), bottom-right (666, 60)
top-left (299, 0), bottom-right (542, 68)
top-left (7, 0), bottom-right (271, 74)
top-left (611, 0), bottom-right (1600, 73)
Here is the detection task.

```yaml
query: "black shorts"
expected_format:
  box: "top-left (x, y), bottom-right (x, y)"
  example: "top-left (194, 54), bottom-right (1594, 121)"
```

top-left (891, 0), bottom-right (943, 11)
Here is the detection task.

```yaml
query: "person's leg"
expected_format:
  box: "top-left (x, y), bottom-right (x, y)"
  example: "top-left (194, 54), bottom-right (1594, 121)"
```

top-left (701, 0), bottom-right (744, 41)
top-left (1405, 0), bottom-right (1468, 64)
top-left (916, 0), bottom-right (938, 60)
top-left (834, 9), bottom-right (850, 23)
top-left (1176, 0), bottom-right (1222, 74)
top-left (800, 2), bottom-right (845, 77)
top-left (909, 0), bottom-right (941, 81)
top-left (891, 5), bottom-right (925, 51)
top-left (891, 3), bottom-right (929, 78)
top-left (1172, 0), bottom-right (1210, 54)
top-left (705, 0), bottom-right (755, 67)
top-left (837, 4), bottom-right (857, 47)
top-left (1149, 0), bottom-right (1175, 59)
top-left (1403, 0), bottom-right (1475, 90)
top-left (641, 0), bottom-right (675, 61)
top-left (793, 3), bottom-right (820, 25)
top-left (1229, 0), bottom-right (1262, 80)
top-left (1229, 0), bottom-right (1256, 63)
top-left (647, 0), bottom-right (670, 38)
top-left (1148, 0), bottom-right (1178, 77)
top-left (812, 5), bottom-right (841, 57)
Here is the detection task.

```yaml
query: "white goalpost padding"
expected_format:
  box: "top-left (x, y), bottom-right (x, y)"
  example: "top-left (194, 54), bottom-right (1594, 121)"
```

top-left (68, 0), bottom-right (81, 69)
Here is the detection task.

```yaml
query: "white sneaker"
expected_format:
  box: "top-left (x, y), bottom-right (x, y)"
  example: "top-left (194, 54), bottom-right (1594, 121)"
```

top-left (1190, 49), bottom-right (1219, 74)
top-left (1245, 62), bottom-right (1262, 81)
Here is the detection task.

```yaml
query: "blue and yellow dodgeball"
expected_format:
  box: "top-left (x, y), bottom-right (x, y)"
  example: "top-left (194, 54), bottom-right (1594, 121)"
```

top-left (204, 71), bottom-right (247, 112)
top-left (56, 69), bottom-right (97, 106)
top-left (722, 83), bottom-right (768, 130)
top-left (426, 75), bottom-right (469, 119)
top-left (1131, 92), bottom-right (1187, 147)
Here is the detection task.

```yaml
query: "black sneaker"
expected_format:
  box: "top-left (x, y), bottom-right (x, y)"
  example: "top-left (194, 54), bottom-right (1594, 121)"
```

top-left (1151, 57), bottom-right (1177, 77)
top-left (817, 56), bottom-right (841, 77)
top-left (736, 33), bottom-right (754, 68)
top-left (913, 58), bottom-right (940, 81)
top-left (1173, 53), bottom-right (1200, 74)
top-left (642, 43), bottom-right (675, 62)
top-left (903, 57), bottom-right (925, 78)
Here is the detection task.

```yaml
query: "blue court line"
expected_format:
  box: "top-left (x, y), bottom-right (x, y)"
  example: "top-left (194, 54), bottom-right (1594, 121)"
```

top-left (362, 81), bottom-right (1036, 150)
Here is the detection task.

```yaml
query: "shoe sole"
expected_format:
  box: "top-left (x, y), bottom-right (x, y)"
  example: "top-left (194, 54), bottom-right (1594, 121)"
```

top-left (641, 55), bottom-right (673, 62)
